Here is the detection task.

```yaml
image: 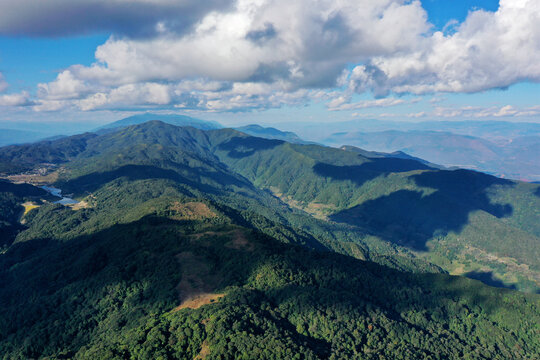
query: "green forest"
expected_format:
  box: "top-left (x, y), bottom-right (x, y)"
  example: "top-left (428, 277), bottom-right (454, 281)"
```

top-left (0, 121), bottom-right (539, 359)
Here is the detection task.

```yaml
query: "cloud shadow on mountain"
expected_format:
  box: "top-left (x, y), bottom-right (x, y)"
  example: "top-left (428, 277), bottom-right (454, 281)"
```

top-left (329, 169), bottom-right (514, 251)
top-left (57, 164), bottom-right (250, 197)
top-left (217, 137), bottom-right (283, 158)
top-left (313, 157), bottom-right (432, 188)
top-left (463, 271), bottom-right (517, 290)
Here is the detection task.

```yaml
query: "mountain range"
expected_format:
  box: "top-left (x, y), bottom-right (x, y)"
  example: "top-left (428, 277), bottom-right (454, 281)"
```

top-left (323, 129), bottom-right (540, 181)
top-left (0, 121), bottom-right (538, 358)
top-left (96, 113), bottom-right (222, 132)
top-left (235, 124), bottom-right (309, 144)
top-left (0, 129), bottom-right (54, 147)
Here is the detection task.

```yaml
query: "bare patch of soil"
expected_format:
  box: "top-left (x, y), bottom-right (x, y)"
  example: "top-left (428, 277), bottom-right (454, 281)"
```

top-left (268, 187), bottom-right (334, 220)
top-left (173, 293), bottom-right (225, 311)
top-left (69, 200), bottom-right (90, 210)
top-left (6, 169), bottom-right (61, 185)
top-left (21, 202), bottom-right (40, 215)
top-left (168, 201), bottom-right (217, 220)
top-left (194, 340), bottom-right (211, 360)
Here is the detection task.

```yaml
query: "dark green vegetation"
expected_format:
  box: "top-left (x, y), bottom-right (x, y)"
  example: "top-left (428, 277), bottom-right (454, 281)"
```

top-left (0, 121), bottom-right (539, 359)
top-left (208, 130), bottom-right (540, 292)
top-left (2, 215), bottom-right (539, 359)
top-left (1, 121), bottom-right (539, 291)
top-left (0, 180), bottom-right (47, 248)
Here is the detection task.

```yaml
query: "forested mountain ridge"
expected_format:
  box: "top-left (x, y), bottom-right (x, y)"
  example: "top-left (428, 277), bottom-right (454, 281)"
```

top-left (0, 120), bottom-right (539, 358)
top-left (1, 122), bottom-right (439, 273)
top-left (204, 127), bottom-right (540, 292)
top-left (1, 121), bottom-right (539, 291)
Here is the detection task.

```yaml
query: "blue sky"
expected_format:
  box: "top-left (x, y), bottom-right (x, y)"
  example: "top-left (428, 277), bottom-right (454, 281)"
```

top-left (0, 0), bottom-right (538, 129)
top-left (421, 0), bottom-right (500, 29)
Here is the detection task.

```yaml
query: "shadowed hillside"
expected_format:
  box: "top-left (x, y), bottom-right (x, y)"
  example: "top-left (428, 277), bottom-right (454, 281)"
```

top-left (329, 170), bottom-right (514, 251)
top-left (1, 213), bottom-right (539, 359)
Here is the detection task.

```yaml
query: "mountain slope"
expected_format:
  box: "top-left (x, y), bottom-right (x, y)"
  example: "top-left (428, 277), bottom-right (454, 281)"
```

top-left (0, 121), bottom-right (539, 358)
top-left (236, 124), bottom-right (310, 144)
top-left (205, 127), bottom-right (540, 292)
top-left (0, 180), bottom-right (48, 248)
top-left (1, 121), bottom-right (539, 293)
top-left (340, 145), bottom-right (444, 169)
top-left (1, 204), bottom-right (539, 359)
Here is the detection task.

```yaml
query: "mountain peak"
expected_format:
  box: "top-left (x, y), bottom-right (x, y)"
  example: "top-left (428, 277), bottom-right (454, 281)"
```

top-left (96, 113), bottom-right (222, 132)
top-left (235, 124), bottom-right (310, 144)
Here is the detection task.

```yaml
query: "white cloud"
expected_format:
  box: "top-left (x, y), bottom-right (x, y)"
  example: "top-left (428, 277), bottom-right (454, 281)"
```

top-left (347, 0), bottom-right (540, 95)
top-left (351, 111), bottom-right (427, 119)
top-left (432, 105), bottom-right (540, 118)
top-left (68, 0), bottom-right (428, 87)
top-left (0, 75), bottom-right (34, 107)
top-left (38, 70), bottom-right (89, 100)
top-left (18, 0), bottom-right (540, 113)
top-left (328, 97), bottom-right (408, 111)
top-left (77, 83), bottom-right (171, 110)
top-left (33, 100), bottom-right (69, 112)
top-left (35, 0), bottom-right (430, 112)
top-left (494, 105), bottom-right (518, 117)
top-left (0, 91), bottom-right (33, 106)
top-left (174, 81), bottom-right (310, 112)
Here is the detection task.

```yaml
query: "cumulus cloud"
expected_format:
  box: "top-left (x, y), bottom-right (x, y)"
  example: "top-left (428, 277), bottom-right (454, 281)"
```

top-left (346, 0), bottom-right (540, 95)
top-left (33, 0), bottom-right (430, 111)
top-left (0, 0), bottom-right (234, 37)
top-left (432, 105), bottom-right (540, 118)
top-left (21, 0), bottom-right (540, 112)
top-left (78, 83), bottom-right (171, 110)
top-left (328, 97), bottom-right (409, 111)
top-left (38, 70), bottom-right (89, 100)
top-left (59, 0), bottom-right (428, 88)
top-left (0, 74), bottom-right (34, 107)
top-left (0, 91), bottom-right (33, 107)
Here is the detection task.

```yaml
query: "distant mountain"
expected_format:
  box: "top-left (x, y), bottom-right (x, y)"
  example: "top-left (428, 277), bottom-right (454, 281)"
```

top-left (0, 120), bottom-right (538, 358)
top-left (97, 113), bottom-right (222, 132)
top-left (235, 124), bottom-right (310, 144)
top-left (408, 120), bottom-right (540, 140)
top-left (291, 119), bottom-right (540, 142)
top-left (340, 145), bottom-right (444, 169)
top-left (0, 129), bottom-right (51, 147)
top-left (325, 130), bottom-right (540, 181)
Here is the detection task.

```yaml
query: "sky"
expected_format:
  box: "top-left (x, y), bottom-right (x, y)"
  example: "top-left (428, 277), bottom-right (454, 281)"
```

top-left (0, 0), bottom-right (538, 129)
